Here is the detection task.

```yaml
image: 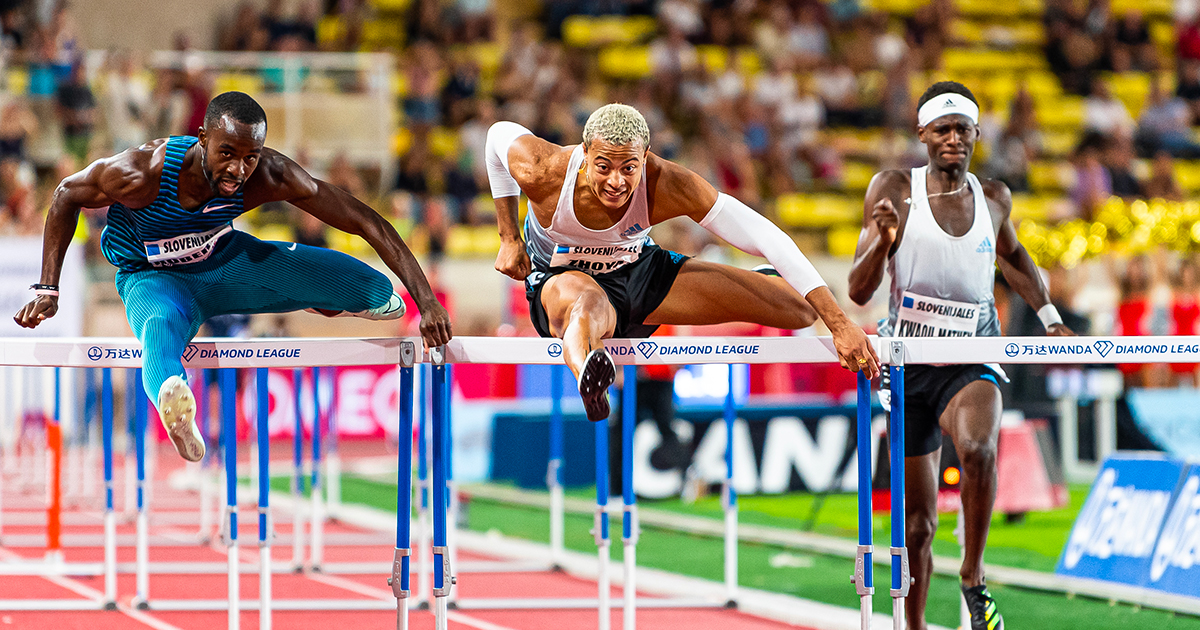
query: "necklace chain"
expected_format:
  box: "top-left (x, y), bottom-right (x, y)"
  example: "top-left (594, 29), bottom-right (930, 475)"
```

top-left (925, 181), bottom-right (968, 199)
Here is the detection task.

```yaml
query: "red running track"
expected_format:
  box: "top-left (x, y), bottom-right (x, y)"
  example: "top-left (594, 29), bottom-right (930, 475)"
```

top-left (0, 445), bottom-right (818, 630)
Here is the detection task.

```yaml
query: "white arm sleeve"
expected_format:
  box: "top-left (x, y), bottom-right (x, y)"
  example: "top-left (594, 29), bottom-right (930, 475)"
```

top-left (485, 121), bottom-right (532, 198)
top-left (699, 193), bottom-right (828, 297)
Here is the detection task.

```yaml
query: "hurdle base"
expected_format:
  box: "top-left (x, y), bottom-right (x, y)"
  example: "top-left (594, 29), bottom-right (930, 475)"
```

top-left (104, 600), bottom-right (118, 611)
top-left (724, 599), bottom-right (738, 609)
top-left (0, 600), bottom-right (108, 612)
top-left (453, 598), bottom-right (725, 610)
top-left (144, 598), bottom-right (398, 611)
top-left (415, 600), bottom-right (431, 611)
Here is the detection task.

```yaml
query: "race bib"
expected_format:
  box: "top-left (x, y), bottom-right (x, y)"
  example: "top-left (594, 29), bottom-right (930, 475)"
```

top-left (549, 242), bottom-right (642, 275)
top-left (144, 224), bottom-right (232, 268)
top-left (895, 291), bottom-right (979, 337)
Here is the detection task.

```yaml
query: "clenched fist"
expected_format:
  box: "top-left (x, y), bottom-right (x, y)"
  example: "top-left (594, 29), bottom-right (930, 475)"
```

top-left (872, 198), bottom-right (899, 242)
top-left (14, 295), bottom-right (58, 329)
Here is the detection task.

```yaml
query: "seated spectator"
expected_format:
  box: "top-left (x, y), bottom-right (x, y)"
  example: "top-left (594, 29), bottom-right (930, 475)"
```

top-left (905, 0), bottom-right (952, 70)
top-left (1108, 10), bottom-right (1158, 72)
top-left (1179, 13), bottom-right (1200, 62)
top-left (984, 89), bottom-right (1040, 193)
top-left (102, 50), bottom-right (151, 153)
top-left (0, 157), bottom-right (37, 236)
top-left (786, 2), bottom-right (830, 70)
top-left (1176, 59), bottom-right (1200, 124)
top-left (1103, 133), bottom-right (1142, 200)
top-left (1045, 16), bottom-right (1100, 95)
top-left (1143, 151), bottom-right (1184, 201)
top-left (1170, 257), bottom-right (1200, 386)
top-left (1136, 79), bottom-right (1200, 158)
top-left (1069, 132), bottom-right (1112, 220)
top-left (55, 62), bottom-right (96, 164)
top-left (0, 99), bottom-right (38, 164)
top-left (1083, 78), bottom-right (1133, 138)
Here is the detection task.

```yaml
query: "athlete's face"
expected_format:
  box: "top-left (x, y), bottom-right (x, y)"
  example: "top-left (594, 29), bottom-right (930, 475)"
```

top-left (918, 113), bottom-right (977, 170)
top-left (582, 139), bottom-right (648, 211)
top-left (197, 115), bottom-right (266, 197)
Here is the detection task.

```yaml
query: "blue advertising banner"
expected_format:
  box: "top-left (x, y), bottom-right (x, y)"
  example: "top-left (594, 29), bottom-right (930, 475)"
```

top-left (1056, 453), bottom-right (1191, 596)
top-left (1148, 465), bottom-right (1200, 597)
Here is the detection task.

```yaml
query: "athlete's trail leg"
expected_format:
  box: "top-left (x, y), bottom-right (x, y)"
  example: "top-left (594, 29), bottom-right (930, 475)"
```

top-left (941, 381), bottom-right (1002, 587)
top-left (645, 259), bottom-right (816, 328)
top-left (904, 450), bottom-right (941, 630)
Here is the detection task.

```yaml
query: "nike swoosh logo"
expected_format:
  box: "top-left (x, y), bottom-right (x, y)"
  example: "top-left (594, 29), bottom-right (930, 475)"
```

top-left (202, 203), bottom-right (236, 213)
top-left (288, 243), bottom-right (297, 251)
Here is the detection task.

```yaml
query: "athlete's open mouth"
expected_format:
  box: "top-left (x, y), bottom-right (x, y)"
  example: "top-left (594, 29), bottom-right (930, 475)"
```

top-left (218, 179), bottom-right (241, 195)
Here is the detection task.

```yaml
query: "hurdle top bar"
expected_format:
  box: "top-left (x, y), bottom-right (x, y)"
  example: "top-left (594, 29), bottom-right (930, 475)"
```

top-left (0, 335), bottom-right (1195, 368)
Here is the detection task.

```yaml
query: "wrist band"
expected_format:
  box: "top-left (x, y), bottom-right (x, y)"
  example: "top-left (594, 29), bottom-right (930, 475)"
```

top-left (31, 284), bottom-right (59, 297)
top-left (1037, 304), bottom-right (1063, 329)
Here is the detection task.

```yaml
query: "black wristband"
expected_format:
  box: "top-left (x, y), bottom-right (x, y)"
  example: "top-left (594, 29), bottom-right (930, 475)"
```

top-left (30, 284), bottom-right (59, 291)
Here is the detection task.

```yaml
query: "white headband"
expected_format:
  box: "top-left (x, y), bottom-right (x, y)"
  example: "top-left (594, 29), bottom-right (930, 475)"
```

top-left (917, 93), bottom-right (979, 127)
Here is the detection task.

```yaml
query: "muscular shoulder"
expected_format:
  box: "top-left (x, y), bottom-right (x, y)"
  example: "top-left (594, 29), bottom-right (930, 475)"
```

top-left (246, 147), bottom-right (318, 201)
top-left (90, 139), bottom-right (166, 207)
top-left (977, 176), bottom-right (1013, 220)
top-left (645, 152), bottom-right (718, 221)
top-left (867, 169), bottom-right (911, 198)
top-left (507, 135), bottom-right (574, 202)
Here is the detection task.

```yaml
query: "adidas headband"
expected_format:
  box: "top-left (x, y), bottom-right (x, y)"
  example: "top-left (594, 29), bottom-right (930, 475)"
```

top-left (917, 92), bottom-right (979, 127)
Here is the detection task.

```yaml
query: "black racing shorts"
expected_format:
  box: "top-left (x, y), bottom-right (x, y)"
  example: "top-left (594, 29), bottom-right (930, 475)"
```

top-left (883, 364), bottom-right (1001, 457)
top-left (526, 244), bottom-right (689, 339)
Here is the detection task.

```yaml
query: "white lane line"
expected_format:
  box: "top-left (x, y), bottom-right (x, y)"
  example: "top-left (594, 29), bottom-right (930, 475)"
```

top-left (0, 548), bottom-right (184, 630)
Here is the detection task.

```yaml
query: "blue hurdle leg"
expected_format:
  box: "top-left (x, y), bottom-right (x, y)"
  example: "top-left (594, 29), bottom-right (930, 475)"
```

top-left (855, 372), bottom-right (874, 630)
top-left (594, 379), bottom-right (614, 630)
top-left (311, 366), bottom-right (324, 570)
top-left (101, 368), bottom-right (117, 609)
top-left (291, 368), bottom-right (305, 572)
top-left (621, 366), bottom-right (638, 630)
top-left (391, 342), bottom-right (416, 630)
top-left (430, 350), bottom-right (453, 630)
top-left (221, 369), bottom-right (240, 630)
top-left (417, 364), bottom-right (431, 606)
top-left (548, 364), bottom-right (565, 569)
top-left (723, 365), bottom-right (739, 607)
top-left (256, 368), bottom-right (272, 628)
top-left (133, 369), bottom-right (149, 608)
top-left (888, 341), bottom-right (910, 630)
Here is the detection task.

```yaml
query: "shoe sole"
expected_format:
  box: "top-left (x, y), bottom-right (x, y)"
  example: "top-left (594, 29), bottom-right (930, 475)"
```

top-left (159, 378), bottom-right (205, 463)
top-left (305, 294), bottom-right (405, 321)
top-left (578, 348), bottom-right (615, 422)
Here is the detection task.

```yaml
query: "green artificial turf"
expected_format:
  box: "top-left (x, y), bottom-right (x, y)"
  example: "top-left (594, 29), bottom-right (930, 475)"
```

top-left (276, 474), bottom-right (1200, 630)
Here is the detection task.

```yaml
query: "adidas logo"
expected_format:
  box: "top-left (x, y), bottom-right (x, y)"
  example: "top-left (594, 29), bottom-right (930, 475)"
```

top-left (620, 223), bottom-right (644, 238)
top-left (977, 237), bottom-right (993, 253)
top-left (943, 97), bottom-right (956, 108)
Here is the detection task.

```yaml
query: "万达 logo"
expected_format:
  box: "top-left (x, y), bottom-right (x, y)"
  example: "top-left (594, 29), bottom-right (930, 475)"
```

top-left (1094, 340), bottom-right (1114, 358)
top-left (636, 341), bottom-right (657, 359)
top-left (87, 346), bottom-right (102, 361)
top-left (182, 344), bottom-right (199, 362)
top-left (1004, 343), bottom-right (1019, 358)
top-left (547, 342), bottom-right (562, 358)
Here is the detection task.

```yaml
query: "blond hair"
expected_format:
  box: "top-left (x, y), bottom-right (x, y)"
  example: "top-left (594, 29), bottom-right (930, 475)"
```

top-left (582, 103), bottom-right (650, 149)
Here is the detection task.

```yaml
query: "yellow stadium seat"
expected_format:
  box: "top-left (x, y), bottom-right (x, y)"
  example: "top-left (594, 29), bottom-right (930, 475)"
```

top-left (360, 19), bottom-right (403, 49)
top-left (429, 127), bottom-right (459, 157)
top-left (1112, 0), bottom-right (1170, 17)
top-left (316, 16), bottom-right (346, 47)
top-left (5, 67), bottom-right (28, 95)
top-left (446, 226), bottom-right (474, 256)
top-left (842, 162), bottom-right (877, 192)
top-left (368, 0), bottom-right (411, 11)
top-left (393, 128), bottom-right (413, 157)
top-left (827, 225), bottom-right (863, 258)
top-left (254, 224), bottom-right (293, 244)
top-left (1035, 96), bottom-right (1085, 129)
top-left (391, 71), bottom-right (408, 97)
top-left (1106, 72), bottom-right (1151, 118)
top-left (470, 43), bottom-right (504, 77)
top-left (1174, 161), bottom-right (1200, 194)
top-left (214, 73), bottom-right (263, 96)
top-left (734, 48), bottom-right (763, 77)
top-left (472, 226), bottom-right (502, 255)
top-left (943, 49), bottom-right (1045, 75)
top-left (563, 15), bottom-right (657, 48)
top-left (598, 46), bottom-right (652, 79)
top-left (1028, 161), bottom-right (1073, 192)
top-left (696, 45), bottom-right (729, 73)
top-left (777, 194), bottom-right (861, 229)
top-left (1041, 130), bottom-right (1079, 158)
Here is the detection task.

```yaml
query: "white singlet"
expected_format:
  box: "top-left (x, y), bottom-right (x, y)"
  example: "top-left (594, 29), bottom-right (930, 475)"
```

top-left (524, 145), bottom-right (653, 275)
top-left (879, 165), bottom-right (1001, 339)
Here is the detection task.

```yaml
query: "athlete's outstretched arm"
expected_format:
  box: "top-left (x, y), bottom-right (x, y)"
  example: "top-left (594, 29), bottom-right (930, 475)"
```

top-left (253, 151), bottom-right (452, 347)
top-left (989, 180), bottom-right (1074, 336)
top-left (14, 151), bottom-right (152, 329)
top-left (486, 122), bottom-right (562, 280)
top-left (848, 171), bottom-right (906, 306)
top-left (661, 159), bottom-right (880, 377)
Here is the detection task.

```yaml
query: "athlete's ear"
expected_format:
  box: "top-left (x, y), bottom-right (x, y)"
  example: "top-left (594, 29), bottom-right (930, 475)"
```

top-left (197, 126), bottom-right (207, 146)
top-left (916, 125), bottom-right (926, 143)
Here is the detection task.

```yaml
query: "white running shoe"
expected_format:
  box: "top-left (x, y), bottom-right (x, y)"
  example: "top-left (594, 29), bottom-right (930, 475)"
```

top-left (305, 292), bottom-right (406, 321)
top-left (157, 375), bottom-right (204, 462)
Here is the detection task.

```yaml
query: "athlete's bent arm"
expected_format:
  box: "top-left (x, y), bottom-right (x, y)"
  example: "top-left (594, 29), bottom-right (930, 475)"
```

top-left (989, 181), bottom-right (1074, 336)
top-left (663, 161), bottom-right (880, 377)
top-left (14, 152), bottom-right (152, 329)
top-left (251, 151), bottom-right (452, 347)
top-left (486, 122), bottom-right (564, 281)
top-left (848, 171), bottom-right (905, 306)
